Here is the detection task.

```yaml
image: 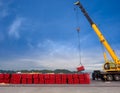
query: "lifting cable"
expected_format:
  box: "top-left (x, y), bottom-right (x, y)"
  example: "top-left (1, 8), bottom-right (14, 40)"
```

top-left (74, 5), bottom-right (83, 66)
top-left (77, 28), bottom-right (83, 66)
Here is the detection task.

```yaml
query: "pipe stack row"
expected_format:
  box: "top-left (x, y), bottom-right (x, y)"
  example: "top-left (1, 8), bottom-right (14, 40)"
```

top-left (0, 73), bottom-right (90, 84)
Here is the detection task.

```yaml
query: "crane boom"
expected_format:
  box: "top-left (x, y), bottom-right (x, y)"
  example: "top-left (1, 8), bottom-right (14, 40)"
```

top-left (75, 1), bottom-right (120, 71)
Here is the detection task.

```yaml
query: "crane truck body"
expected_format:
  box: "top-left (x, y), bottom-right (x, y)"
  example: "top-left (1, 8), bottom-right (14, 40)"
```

top-left (75, 1), bottom-right (120, 81)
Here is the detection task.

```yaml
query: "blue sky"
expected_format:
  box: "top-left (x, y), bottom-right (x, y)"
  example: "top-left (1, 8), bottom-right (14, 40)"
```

top-left (0, 0), bottom-right (120, 71)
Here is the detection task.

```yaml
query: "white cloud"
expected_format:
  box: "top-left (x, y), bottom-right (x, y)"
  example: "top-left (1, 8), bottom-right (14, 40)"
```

top-left (35, 40), bottom-right (111, 71)
top-left (8, 17), bottom-right (24, 39)
top-left (0, 39), bottom-right (105, 71)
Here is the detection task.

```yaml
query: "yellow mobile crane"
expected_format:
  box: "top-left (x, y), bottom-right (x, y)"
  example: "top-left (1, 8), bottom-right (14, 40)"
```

top-left (75, 1), bottom-right (120, 81)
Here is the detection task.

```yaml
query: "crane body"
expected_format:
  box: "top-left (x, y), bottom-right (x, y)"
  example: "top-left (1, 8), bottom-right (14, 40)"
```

top-left (75, 1), bottom-right (120, 81)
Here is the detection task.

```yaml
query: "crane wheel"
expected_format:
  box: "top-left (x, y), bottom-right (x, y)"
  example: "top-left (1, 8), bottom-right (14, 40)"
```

top-left (114, 75), bottom-right (120, 81)
top-left (107, 75), bottom-right (113, 81)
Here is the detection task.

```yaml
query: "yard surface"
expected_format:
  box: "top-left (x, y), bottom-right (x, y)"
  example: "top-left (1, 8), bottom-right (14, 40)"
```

top-left (0, 80), bottom-right (120, 93)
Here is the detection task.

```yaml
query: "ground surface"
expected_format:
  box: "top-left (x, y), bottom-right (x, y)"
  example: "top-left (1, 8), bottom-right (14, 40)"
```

top-left (0, 80), bottom-right (120, 93)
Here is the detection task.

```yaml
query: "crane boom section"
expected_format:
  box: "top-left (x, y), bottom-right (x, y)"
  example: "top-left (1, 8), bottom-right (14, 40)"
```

top-left (92, 24), bottom-right (119, 64)
top-left (75, 1), bottom-right (120, 64)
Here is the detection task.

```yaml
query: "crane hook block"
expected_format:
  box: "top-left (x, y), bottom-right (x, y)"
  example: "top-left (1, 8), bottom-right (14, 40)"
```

top-left (77, 27), bottom-right (80, 32)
